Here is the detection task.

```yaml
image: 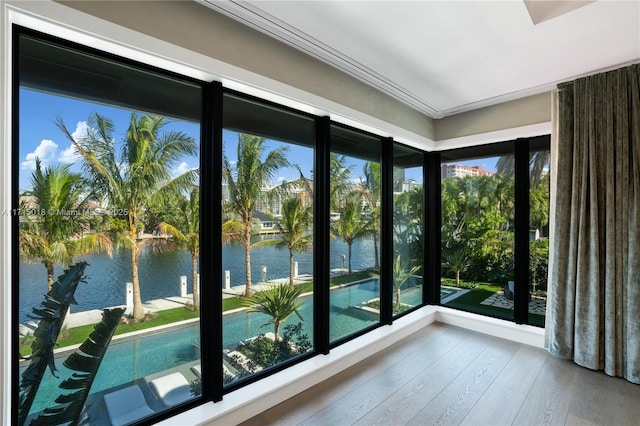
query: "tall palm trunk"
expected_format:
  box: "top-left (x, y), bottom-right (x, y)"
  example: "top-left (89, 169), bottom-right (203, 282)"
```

top-left (374, 234), bottom-right (380, 269)
top-left (131, 244), bottom-right (143, 321)
top-left (289, 250), bottom-right (295, 286)
top-left (244, 222), bottom-right (253, 296)
top-left (274, 322), bottom-right (281, 342)
top-left (45, 261), bottom-right (55, 292)
top-left (348, 242), bottom-right (353, 275)
top-left (396, 286), bottom-right (402, 310)
top-left (192, 254), bottom-right (200, 310)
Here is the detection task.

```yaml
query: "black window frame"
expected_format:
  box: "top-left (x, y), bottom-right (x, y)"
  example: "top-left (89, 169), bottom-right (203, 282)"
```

top-left (13, 26), bottom-right (210, 425)
top-left (327, 121), bottom-right (387, 348)
top-left (436, 136), bottom-right (551, 326)
top-left (11, 25), bottom-right (551, 426)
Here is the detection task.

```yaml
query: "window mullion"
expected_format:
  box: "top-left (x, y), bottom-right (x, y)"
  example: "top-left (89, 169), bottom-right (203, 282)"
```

top-left (514, 139), bottom-right (530, 324)
top-left (314, 116), bottom-right (331, 355)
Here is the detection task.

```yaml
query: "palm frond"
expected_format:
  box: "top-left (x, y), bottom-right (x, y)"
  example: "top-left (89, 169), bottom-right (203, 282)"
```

top-left (18, 262), bottom-right (88, 426)
top-left (29, 307), bottom-right (125, 426)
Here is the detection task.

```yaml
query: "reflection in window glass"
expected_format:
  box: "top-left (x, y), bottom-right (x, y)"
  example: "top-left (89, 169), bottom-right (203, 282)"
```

top-left (329, 126), bottom-right (381, 342)
top-left (392, 144), bottom-right (424, 315)
top-left (222, 94), bottom-right (314, 386)
top-left (440, 156), bottom-right (514, 321)
top-left (17, 34), bottom-right (201, 425)
top-left (528, 149), bottom-right (551, 327)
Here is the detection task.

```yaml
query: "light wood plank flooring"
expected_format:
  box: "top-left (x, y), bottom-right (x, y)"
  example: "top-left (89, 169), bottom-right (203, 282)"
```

top-left (240, 323), bottom-right (640, 426)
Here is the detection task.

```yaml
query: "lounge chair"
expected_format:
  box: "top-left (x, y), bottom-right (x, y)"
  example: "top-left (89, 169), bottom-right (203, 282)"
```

top-left (148, 372), bottom-right (192, 407)
top-left (103, 384), bottom-right (154, 426)
top-left (193, 362), bottom-right (237, 381)
top-left (190, 364), bottom-right (201, 378)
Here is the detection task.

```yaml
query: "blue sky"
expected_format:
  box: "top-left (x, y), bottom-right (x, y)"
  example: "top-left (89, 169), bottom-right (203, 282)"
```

top-left (19, 88), bottom-right (422, 191)
top-left (19, 89), bottom-right (201, 191)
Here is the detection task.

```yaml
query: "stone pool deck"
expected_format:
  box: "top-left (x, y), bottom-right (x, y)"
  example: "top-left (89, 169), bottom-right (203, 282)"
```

top-left (480, 291), bottom-right (547, 315)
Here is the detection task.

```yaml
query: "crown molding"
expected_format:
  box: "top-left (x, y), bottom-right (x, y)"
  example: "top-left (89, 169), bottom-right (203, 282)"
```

top-left (200, 0), bottom-right (444, 118)
top-left (199, 1), bottom-right (640, 120)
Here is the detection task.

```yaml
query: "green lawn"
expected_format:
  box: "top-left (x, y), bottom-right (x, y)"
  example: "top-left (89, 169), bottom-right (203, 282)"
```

top-left (443, 281), bottom-right (545, 326)
top-left (444, 283), bottom-right (514, 319)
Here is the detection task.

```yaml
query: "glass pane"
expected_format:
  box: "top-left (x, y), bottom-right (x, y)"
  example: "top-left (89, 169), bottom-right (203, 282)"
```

top-left (329, 125), bottom-right (381, 342)
top-left (222, 94), bottom-right (314, 386)
top-left (440, 156), bottom-right (514, 321)
top-left (17, 34), bottom-right (201, 425)
top-left (392, 144), bottom-right (424, 316)
top-left (528, 149), bottom-right (551, 327)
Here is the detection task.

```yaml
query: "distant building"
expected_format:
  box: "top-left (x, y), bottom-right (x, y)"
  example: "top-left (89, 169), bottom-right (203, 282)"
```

top-left (441, 164), bottom-right (495, 179)
top-left (394, 180), bottom-right (422, 194)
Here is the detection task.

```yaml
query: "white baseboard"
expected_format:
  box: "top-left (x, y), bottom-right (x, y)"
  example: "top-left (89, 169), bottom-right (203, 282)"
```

top-left (436, 306), bottom-right (546, 348)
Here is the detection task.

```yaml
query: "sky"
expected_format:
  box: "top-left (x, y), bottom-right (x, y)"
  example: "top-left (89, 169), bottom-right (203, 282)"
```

top-left (19, 88), bottom-right (423, 192)
top-left (18, 88), bottom-right (201, 191)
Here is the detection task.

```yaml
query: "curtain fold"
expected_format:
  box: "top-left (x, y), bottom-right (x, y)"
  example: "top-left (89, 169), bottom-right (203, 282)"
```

top-left (547, 64), bottom-right (640, 384)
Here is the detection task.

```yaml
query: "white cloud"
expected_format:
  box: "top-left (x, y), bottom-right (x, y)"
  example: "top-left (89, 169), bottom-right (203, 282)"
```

top-left (58, 145), bottom-right (80, 164)
top-left (71, 121), bottom-right (89, 140)
top-left (21, 139), bottom-right (59, 170)
top-left (277, 176), bottom-right (286, 183)
top-left (59, 121), bottom-right (88, 163)
top-left (22, 121), bottom-right (88, 170)
top-left (173, 161), bottom-right (196, 178)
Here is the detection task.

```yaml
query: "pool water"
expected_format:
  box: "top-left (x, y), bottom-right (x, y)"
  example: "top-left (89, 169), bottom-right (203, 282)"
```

top-left (26, 280), bottom-right (430, 415)
top-left (440, 286), bottom-right (465, 302)
top-left (26, 281), bottom-right (377, 413)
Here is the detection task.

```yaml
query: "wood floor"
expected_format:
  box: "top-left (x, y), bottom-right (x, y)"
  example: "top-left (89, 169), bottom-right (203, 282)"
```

top-left (240, 323), bottom-right (640, 426)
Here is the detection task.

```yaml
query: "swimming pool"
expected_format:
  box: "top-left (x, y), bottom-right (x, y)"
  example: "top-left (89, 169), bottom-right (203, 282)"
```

top-left (26, 279), bottom-right (467, 416)
top-left (26, 280), bottom-right (455, 415)
top-left (25, 280), bottom-right (382, 414)
top-left (223, 278), bottom-right (382, 346)
top-left (441, 285), bottom-right (465, 302)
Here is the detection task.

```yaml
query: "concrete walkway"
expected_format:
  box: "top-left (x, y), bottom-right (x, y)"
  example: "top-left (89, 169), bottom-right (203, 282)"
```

top-left (20, 269), bottom-right (350, 334)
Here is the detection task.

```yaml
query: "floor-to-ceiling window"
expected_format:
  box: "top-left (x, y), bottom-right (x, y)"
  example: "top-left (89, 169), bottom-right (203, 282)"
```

top-left (16, 31), bottom-right (202, 425)
top-left (438, 137), bottom-right (550, 326)
top-left (221, 93), bottom-right (315, 386)
top-left (329, 125), bottom-right (382, 342)
top-left (11, 24), bottom-right (552, 426)
top-left (392, 144), bottom-right (424, 316)
top-left (440, 146), bottom-right (515, 321)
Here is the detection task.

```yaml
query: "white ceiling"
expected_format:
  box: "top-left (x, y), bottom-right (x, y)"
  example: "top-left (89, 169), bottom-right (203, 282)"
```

top-left (203, 0), bottom-right (640, 119)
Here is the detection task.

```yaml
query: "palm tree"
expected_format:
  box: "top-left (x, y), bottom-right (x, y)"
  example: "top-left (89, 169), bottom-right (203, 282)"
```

top-left (359, 162), bottom-right (381, 268)
top-left (223, 134), bottom-right (289, 296)
top-left (332, 197), bottom-right (371, 274)
top-left (242, 283), bottom-right (303, 341)
top-left (57, 112), bottom-right (197, 321)
top-left (19, 159), bottom-right (112, 291)
top-left (156, 186), bottom-right (200, 310)
top-left (392, 256), bottom-right (421, 310)
top-left (496, 151), bottom-right (550, 186)
top-left (329, 153), bottom-right (353, 211)
top-left (253, 197), bottom-right (312, 286)
top-left (442, 246), bottom-right (471, 286)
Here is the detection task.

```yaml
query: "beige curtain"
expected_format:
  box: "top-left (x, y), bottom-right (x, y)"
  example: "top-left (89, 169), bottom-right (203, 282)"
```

top-left (546, 64), bottom-right (640, 384)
